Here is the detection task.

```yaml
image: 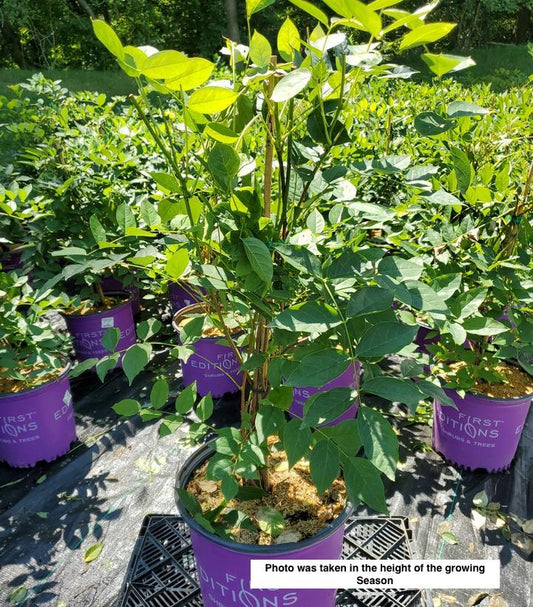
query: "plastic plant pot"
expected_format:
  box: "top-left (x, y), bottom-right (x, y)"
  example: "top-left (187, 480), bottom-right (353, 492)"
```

top-left (414, 324), bottom-right (440, 356)
top-left (168, 282), bottom-right (205, 314)
top-left (100, 276), bottom-right (141, 316)
top-left (0, 245), bottom-right (24, 271)
top-left (0, 366), bottom-right (76, 468)
top-left (289, 361), bottom-right (361, 426)
top-left (173, 304), bottom-right (242, 398)
top-left (175, 443), bottom-right (351, 607)
top-left (433, 387), bottom-right (532, 472)
top-left (63, 291), bottom-right (136, 363)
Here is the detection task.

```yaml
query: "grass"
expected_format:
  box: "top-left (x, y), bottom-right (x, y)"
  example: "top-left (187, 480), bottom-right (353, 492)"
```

top-left (0, 68), bottom-right (136, 98)
top-left (1, 44), bottom-right (531, 97)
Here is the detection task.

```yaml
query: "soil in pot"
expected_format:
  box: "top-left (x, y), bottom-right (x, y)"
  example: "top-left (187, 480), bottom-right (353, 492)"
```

top-left (433, 362), bottom-right (533, 472)
top-left (187, 437), bottom-right (346, 545)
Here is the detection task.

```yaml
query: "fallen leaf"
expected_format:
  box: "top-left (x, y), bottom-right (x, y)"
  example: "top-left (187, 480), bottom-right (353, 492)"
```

top-left (433, 599), bottom-right (442, 607)
top-left (489, 596), bottom-right (508, 607)
top-left (472, 490), bottom-right (488, 508)
top-left (439, 594), bottom-right (458, 603)
top-left (198, 480), bottom-right (218, 494)
top-left (274, 460), bottom-right (289, 472)
top-left (468, 592), bottom-right (489, 606)
top-left (84, 543), bottom-right (104, 563)
top-left (471, 509), bottom-right (486, 530)
top-left (510, 533), bottom-right (533, 555)
top-left (439, 531), bottom-right (459, 545)
top-left (468, 542), bottom-right (475, 553)
top-left (494, 517), bottom-right (506, 529)
top-left (9, 586), bottom-right (28, 604)
top-left (36, 512), bottom-right (48, 519)
top-left (36, 474), bottom-right (47, 485)
top-left (521, 518), bottom-right (533, 534)
top-left (487, 502), bottom-right (500, 512)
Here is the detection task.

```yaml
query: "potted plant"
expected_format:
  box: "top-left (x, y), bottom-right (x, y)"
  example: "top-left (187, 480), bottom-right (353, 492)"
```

top-left (93, 1), bottom-right (465, 604)
top-left (0, 271), bottom-right (76, 467)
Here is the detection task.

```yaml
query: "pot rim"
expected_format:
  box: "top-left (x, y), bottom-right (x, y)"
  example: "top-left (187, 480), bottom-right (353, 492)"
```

top-left (0, 361), bottom-right (71, 399)
top-left (175, 442), bottom-right (352, 555)
top-left (172, 304), bottom-right (244, 343)
top-left (441, 384), bottom-right (533, 404)
top-left (62, 290), bottom-right (133, 319)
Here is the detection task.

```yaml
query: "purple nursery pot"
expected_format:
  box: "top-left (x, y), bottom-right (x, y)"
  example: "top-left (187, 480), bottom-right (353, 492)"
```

top-left (173, 305), bottom-right (242, 398)
top-left (414, 324), bottom-right (439, 356)
top-left (100, 276), bottom-right (141, 316)
top-left (433, 388), bottom-right (532, 472)
top-left (0, 366), bottom-right (76, 468)
top-left (176, 444), bottom-right (351, 607)
top-left (168, 282), bottom-right (205, 314)
top-left (63, 292), bottom-right (136, 363)
top-left (290, 361), bottom-right (361, 426)
top-left (0, 246), bottom-right (24, 271)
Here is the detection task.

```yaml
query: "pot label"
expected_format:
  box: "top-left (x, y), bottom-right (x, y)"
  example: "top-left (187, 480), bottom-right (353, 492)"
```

top-left (101, 317), bottom-right (114, 328)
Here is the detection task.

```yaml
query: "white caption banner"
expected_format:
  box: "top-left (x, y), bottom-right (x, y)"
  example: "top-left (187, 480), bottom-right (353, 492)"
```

top-left (250, 559), bottom-right (500, 590)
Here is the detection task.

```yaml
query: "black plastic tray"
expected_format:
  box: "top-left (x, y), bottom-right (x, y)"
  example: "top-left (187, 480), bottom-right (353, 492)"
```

top-left (119, 515), bottom-right (431, 607)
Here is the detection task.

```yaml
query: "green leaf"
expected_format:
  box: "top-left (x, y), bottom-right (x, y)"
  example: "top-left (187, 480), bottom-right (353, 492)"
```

top-left (95, 354), bottom-right (120, 382)
top-left (242, 237), bottom-right (273, 284)
top-left (270, 302), bottom-right (341, 334)
top-left (237, 486), bottom-right (268, 501)
top-left (264, 386), bottom-right (293, 411)
top-left (188, 87), bottom-right (239, 114)
top-left (416, 380), bottom-right (456, 408)
top-left (288, 0), bottom-right (329, 26)
top-left (9, 586), bottom-right (28, 604)
top-left (399, 22), bottom-right (456, 51)
top-left (205, 123), bottom-right (239, 144)
top-left (246, 0), bottom-right (276, 17)
top-left (177, 488), bottom-right (202, 516)
top-left (450, 147), bottom-right (472, 194)
top-left (122, 344), bottom-right (152, 384)
top-left (137, 318), bottom-right (162, 341)
top-left (283, 418), bottom-right (312, 467)
top-left (310, 440), bottom-right (340, 494)
top-left (421, 53), bottom-right (475, 77)
top-left (159, 418), bottom-right (182, 436)
top-left (278, 18), bottom-right (301, 62)
top-left (175, 383), bottom-right (198, 414)
top-left (358, 407), bottom-right (398, 481)
top-left (256, 506), bottom-right (285, 536)
top-left (355, 322), bottom-right (418, 358)
top-left (378, 256), bottom-right (422, 281)
top-left (141, 49), bottom-right (187, 78)
top-left (361, 376), bottom-right (423, 409)
top-left (343, 457), bottom-right (387, 513)
top-left (319, 420), bottom-right (362, 457)
top-left (113, 399), bottom-right (141, 416)
top-left (250, 31), bottom-right (272, 68)
top-left (473, 490), bottom-right (489, 508)
top-left (70, 358), bottom-right (99, 378)
top-left (275, 243), bottom-right (322, 277)
top-left (166, 248), bottom-right (189, 279)
top-left (255, 404), bottom-right (285, 443)
top-left (152, 171), bottom-right (181, 193)
top-left (347, 287), bottom-right (394, 317)
top-left (306, 209), bottom-right (325, 233)
top-left (101, 327), bottom-right (120, 352)
top-left (462, 317), bottom-right (508, 336)
top-left (208, 143), bottom-right (241, 191)
top-left (197, 394), bottom-right (214, 421)
top-left (271, 68), bottom-right (312, 103)
top-left (116, 203), bottom-right (137, 231)
top-left (447, 101), bottom-right (489, 118)
top-left (414, 111), bottom-right (455, 136)
top-left (303, 387), bottom-right (356, 427)
top-left (284, 350), bottom-right (350, 388)
top-left (422, 190), bottom-right (462, 206)
top-left (92, 20), bottom-right (123, 59)
top-left (335, 1), bottom-right (382, 37)
top-left (89, 214), bottom-right (106, 244)
top-left (221, 475), bottom-right (239, 500)
top-left (84, 543), bottom-right (104, 563)
top-left (150, 378), bottom-right (169, 409)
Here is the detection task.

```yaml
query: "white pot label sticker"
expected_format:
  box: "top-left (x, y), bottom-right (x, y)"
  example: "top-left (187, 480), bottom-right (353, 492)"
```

top-left (63, 390), bottom-right (72, 405)
top-left (101, 317), bottom-right (114, 328)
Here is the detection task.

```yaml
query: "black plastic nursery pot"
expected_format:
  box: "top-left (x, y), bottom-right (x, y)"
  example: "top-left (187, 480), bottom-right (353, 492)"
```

top-left (175, 443), bottom-right (352, 607)
top-left (0, 365), bottom-right (77, 468)
top-left (433, 386), bottom-right (533, 472)
top-left (172, 304), bottom-right (243, 398)
top-left (63, 291), bottom-right (136, 363)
